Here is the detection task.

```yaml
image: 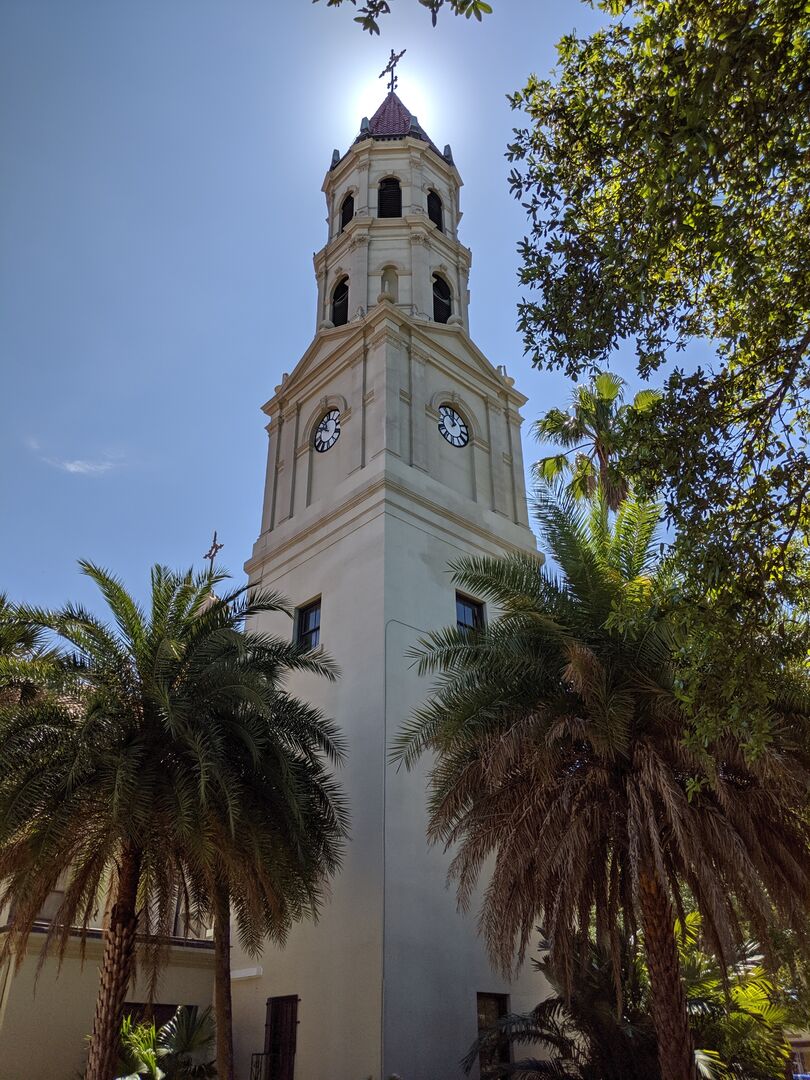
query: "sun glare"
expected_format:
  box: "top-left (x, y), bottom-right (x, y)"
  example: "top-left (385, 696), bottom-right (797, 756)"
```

top-left (344, 68), bottom-right (442, 148)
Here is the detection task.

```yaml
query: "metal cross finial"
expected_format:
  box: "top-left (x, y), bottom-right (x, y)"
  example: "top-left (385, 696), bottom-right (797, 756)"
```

top-left (203, 530), bottom-right (224, 574)
top-left (379, 48), bottom-right (406, 94)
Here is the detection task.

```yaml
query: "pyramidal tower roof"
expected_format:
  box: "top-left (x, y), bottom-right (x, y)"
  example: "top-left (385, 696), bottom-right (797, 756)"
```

top-left (340, 91), bottom-right (454, 168)
top-left (367, 91), bottom-right (414, 136)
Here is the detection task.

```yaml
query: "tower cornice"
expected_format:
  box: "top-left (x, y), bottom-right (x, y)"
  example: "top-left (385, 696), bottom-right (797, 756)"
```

top-left (323, 134), bottom-right (462, 194)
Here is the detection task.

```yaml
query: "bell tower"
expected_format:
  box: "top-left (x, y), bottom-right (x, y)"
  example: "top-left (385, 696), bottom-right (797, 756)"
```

top-left (232, 86), bottom-right (545, 1080)
top-left (315, 91), bottom-right (471, 333)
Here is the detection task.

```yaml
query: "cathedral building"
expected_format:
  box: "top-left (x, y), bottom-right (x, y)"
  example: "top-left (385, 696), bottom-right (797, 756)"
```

top-left (0, 83), bottom-right (547, 1080)
top-left (229, 88), bottom-right (547, 1080)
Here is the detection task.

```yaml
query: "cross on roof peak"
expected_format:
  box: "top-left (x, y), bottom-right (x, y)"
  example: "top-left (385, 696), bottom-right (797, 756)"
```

top-left (379, 48), bottom-right (406, 94)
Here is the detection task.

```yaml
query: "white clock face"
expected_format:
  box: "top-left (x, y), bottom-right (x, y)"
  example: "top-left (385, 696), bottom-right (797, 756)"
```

top-left (314, 409), bottom-right (341, 453)
top-left (438, 404), bottom-right (469, 448)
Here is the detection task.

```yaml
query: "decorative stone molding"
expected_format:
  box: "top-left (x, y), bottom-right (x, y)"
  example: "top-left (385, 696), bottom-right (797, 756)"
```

top-left (301, 394), bottom-right (350, 447)
top-left (427, 389), bottom-right (483, 440)
top-left (368, 325), bottom-right (406, 351)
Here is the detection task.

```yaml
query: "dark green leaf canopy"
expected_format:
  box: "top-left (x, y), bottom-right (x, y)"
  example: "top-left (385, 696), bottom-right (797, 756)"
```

top-left (0, 563), bottom-right (348, 983)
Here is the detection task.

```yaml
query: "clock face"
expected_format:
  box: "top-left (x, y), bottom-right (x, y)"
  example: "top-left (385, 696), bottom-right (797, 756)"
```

top-left (314, 409), bottom-right (341, 453)
top-left (438, 404), bottom-right (469, 448)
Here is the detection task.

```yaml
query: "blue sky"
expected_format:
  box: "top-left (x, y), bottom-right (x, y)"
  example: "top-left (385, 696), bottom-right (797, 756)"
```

top-left (2, 0), bottom-right (628, 615)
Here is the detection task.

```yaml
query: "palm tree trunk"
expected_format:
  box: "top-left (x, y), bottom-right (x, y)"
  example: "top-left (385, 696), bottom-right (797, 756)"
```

top-left (86, 845), bottom-right (142, 1080)
top-left (213, 876), bottom-right (236, 1080)
top-left (638, 866), bottom-right (696, 1080)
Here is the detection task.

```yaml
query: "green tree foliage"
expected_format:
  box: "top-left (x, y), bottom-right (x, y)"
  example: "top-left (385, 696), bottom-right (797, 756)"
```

top-left (0, 564), bottom-right (347, 1080)
top-left (466, 916), bottom-right (791, 1080)
top-left (507, 0), bottom-right (810, 745)
top-left (534, 370), bottom-right (659, 510)
top-left (0, 592), bottom-right (62, 705)
top-left (394, 486), bottom-right (810, 1080)
top-left (464, 931), bottom-right (658, 1079)
top-left (313, 0), bottom-right (492, 35)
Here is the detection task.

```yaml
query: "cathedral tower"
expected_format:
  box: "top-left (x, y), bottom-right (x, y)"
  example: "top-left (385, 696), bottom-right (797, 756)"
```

top-left (231, 88), bottom-right (545, 1080)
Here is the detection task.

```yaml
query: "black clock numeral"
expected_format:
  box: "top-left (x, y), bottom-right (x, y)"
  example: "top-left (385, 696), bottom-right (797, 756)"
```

top-left (314, 410), bottom-right (341, 452)
top-left (438, 405), bottom-right (469, 448)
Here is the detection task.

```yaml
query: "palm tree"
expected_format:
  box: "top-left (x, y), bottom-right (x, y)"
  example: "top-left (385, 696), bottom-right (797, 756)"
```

top-left (465, 917), bottom-right (791, 1080)
top-left (0, 563), bottom-right (347, 1080)
top-left (463, 930), bottom-right (658, 1080)
top-left (0, 592), bottom-right (61, 704)
top-left (533, 371), bottom-right (658, 510)
top-left (394, 488), bottom-right (810, 1080)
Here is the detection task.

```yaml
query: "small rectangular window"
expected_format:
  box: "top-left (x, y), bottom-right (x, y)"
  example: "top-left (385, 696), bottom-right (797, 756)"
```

top-left (296, 599), bottom-right (321, 650)
top-left (456, 592), bottom-right (484, 632)
top-left (477, 992), bottom-right (510, 1072)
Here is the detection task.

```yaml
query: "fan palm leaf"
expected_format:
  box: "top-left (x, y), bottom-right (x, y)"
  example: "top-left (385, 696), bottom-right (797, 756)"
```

top-left (532, 371), bottom-right (659, 510)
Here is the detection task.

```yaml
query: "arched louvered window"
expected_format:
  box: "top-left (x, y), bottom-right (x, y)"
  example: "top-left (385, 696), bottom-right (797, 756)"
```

top-left (378, 177), bottom-right (402, 218)
top-left (432, 274), bottom-right (452, 324)
top-left (340, 193), bottom-right (354, 233)
top-left (427, 190), bottom-right (443, 232)
top-left (331, 277), bottom-right (349, 327)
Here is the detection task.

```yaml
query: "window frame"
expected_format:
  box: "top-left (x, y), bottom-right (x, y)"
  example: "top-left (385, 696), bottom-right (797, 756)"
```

top-left (476, 992), bottom-right (511, 1071)
top-left (456, 592), bottom-right (485, 633)
top-left (295, 598), bottom-right (322, 650)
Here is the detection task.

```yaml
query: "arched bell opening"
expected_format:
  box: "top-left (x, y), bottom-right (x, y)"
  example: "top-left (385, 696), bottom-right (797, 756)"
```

top-left (378, 177), bottom-right (402, 218)
top-left (331, 277), bottom-right (349, 327)
top-left (427, 190), bottom-right (443, 232)
top-left (432, 273), bottom-right (452, 324)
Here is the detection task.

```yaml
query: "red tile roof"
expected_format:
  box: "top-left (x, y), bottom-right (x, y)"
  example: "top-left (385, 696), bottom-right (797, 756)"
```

top-left (368, 92), bottom-right (412, 136)
top-left (332, 92), bottom-right (450, 171)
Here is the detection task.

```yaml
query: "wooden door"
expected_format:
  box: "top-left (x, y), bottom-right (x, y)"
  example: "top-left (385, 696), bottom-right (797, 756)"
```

top-left (264, 995), bottom-right (298, 1080)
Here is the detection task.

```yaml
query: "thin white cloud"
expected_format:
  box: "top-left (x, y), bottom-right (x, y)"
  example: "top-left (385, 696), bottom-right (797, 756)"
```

top-left (47, 457), bottom-right (118, 475)
top-left (25, 437), bottom-right (122, 476)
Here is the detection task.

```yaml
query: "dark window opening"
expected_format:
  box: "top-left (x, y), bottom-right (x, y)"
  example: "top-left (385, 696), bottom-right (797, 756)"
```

top-left (264, 995), bottom-right (298, 1080)
top-left (340, 193), bottom-right (354, 232)
top-left (331, 278), bottom-right (349, 327)
top-left (427, 190), bottom-right (443, 232)
top-left (433, 273), bottom-right (452, 324)
top-left (378, 177), bottom-right (402, 218)
top-left (296, 600), bottom-right (321, 650)
top-left (123, 1002), bottom-right (185, 1030)
top-left (477, 993), bottom-right (510, 1074)
top-left (457, 593), bottom-right (484, 633)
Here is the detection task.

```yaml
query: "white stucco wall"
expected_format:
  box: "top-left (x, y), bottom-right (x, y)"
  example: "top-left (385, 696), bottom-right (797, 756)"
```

top-left (0, 933), bottom-right (214, 1080)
